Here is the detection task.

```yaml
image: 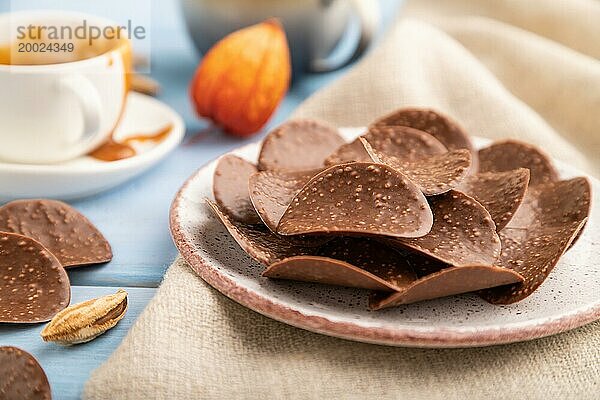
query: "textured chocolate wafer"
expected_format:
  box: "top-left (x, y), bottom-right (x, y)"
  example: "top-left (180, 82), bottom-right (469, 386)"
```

top-left (277, 162), bottom-right (433, 238)
top-left (213, 154), bottom-right (262, 224)
top-left (263, 238), bottom-right (416, 291)
top-left (325, 125), bottom-right (448, 167)
top-left (258, 119), bottom-right (345, 171)
top-left (480, 177), bottom-right (591, 304)
top-left (0, 346), bottom-right (51, 400)
top-left (362, 138), bottom-right (472, 196)
top-left (249, 169), bottom-right (319, 231)
top-left (388, 190), bottom-right (501, 266)
top-left (459, 169), bottom-right (530, 231)
top-left (324, 138), bottom-right (372, 166)
top-left (371, 108), bottom-right (476, 165)
top-left (478, 140), bottom-right (559, 185)
top-left (0, 199), bottom-right (112, 268)
top-left (206, 200), bottom-right (316, 266)
top-left (369, 265), bottom-right (524, 310)
top-left (0, 232), bottom-right (70, 323)
top-left (363, 125), bottom-right (448, 159)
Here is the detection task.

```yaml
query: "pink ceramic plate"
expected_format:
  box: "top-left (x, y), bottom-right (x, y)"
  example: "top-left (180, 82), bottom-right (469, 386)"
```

top-left (170, 128), bottom-right (600, 348)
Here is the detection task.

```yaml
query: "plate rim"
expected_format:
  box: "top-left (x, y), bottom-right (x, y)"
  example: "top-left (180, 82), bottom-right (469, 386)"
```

top-left (169, 138), bottom-right (600, 348)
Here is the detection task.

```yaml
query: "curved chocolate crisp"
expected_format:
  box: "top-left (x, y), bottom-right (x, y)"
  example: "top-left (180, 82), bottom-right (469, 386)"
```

top-left (459, 169), bottom-right (530, 231)
top-left (249, 169), bottom-right (319, 231)
top-left (324, 139), bottom-right (372, 166)
top-left (363, 125), bottom-right (448, 159)
top-left (263, 238), bottom-right (416, 291)
top-left (213, 154), bottom-right (261, 224)
top-left (0, 232), bottom-right (70, 323)
top-left (480, 177), bottom-right (591, 304)
top-left (326, 125), bottom-right (449, 168)
top-left (362, 138), bottom-right (472, 196)
top-left (0, 199), bottom-right (112, 268)
top-left (387, 190), bottom-right (501, 266)
top-left (478, 140), bottom-right (559, 185)
top-left (0, 346), bottom-right (51, 400)
top-left (206, 200), bottom-right (318, 266)
top-left (370, 108), bottom-right (476, 165)
top-left (369, 265), bottom-right (524, 310)
top-left (258, 119), bottom-right (346, 171)
top-left (277, 162), bottom-right (433, 239)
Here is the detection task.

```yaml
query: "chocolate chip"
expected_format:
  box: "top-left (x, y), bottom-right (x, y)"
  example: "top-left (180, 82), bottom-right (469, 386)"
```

top-left (324, 138), bottom-right (372, 166)
top-left (459, 168), bottom-right (530, 231)
top-left (249, 169), bottom-right (320, 231)
top-left (480, 177), bottom-right (591, 304)
top-left (0, 199), bottom-right (112, 268)
top-left (277, 162), bottom-right (434, 239)
top-left (478, 140), bottom-right (559, 185)
top-left (362, 137), bottom-right (472, 196)
top-left (369, 265), bottom-right (523, 310)
top-left (0, 232), bottom-right (70, 323)
top-left (258, 119), bottom-right (345, 171)
top-left (0, 347), bottom-right (51, 400)
top-left (363, 125), bottom-right (448, 159)
top-left (213, 155), bottom-right (262, 224)
top-left (387, 190), bottom-right (501, 266)
top-left (206, 200), bottom-right (320, 266)
top-left (325, 125), bottom-right (447, 167)
top-left (371, 107), bottom-right (477, 168)
top-left (263, 238), bottom-right (416, 291)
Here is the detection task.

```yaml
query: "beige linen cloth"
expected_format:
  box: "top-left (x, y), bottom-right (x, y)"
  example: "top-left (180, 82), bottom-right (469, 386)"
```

top-left (84, 1), bottom-right (600, 399)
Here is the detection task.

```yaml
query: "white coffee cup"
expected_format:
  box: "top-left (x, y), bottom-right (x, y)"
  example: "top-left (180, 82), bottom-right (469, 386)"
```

top-left (0, 11), bottom-right (130, 164)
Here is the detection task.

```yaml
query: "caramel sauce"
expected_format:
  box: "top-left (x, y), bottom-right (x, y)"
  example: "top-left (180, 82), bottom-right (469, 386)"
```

top-left (88, 140), bottom-right (136, 162)
top-left (89, 124), bottom-right (173, 162)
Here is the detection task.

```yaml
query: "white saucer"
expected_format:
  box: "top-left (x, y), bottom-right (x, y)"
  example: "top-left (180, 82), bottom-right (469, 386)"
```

top-left (0, 92), bottom-right (184, 200)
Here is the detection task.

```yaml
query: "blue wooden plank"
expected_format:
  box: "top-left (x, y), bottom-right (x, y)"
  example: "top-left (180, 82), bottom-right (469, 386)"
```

top-left (0, 286), bottom-right (156, 400)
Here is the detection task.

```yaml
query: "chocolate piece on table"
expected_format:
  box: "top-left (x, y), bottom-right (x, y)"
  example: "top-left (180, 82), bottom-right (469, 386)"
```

top-left (213, 154), bottom-right (262, 224)
top-left (0, 346), bottom-right (51, 400)
top-left (258, 119), bottom-right (345, 172)
top-left (0, 232), bottom-right (70, 323)
top-left (0, 199), bottom-right (112, 268)
top-left (277, 162), bottom-right (434, 239)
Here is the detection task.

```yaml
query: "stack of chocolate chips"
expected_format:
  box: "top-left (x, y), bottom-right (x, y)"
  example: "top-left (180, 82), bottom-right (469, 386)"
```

top-left (0, 200), bottom-right (112, 323)
top-left (210, 108), bottom-right (591, 310)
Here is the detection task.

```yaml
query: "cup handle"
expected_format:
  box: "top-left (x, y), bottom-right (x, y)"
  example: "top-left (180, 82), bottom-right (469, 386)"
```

top-left (57, 75), bottom-right (103, 145)
top-left (309, 0), bottom-right (380, 72)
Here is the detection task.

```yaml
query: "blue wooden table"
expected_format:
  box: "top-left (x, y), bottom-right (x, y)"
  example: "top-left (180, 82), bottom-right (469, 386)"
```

top-left (0, 1), bottom-right (398, 398)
